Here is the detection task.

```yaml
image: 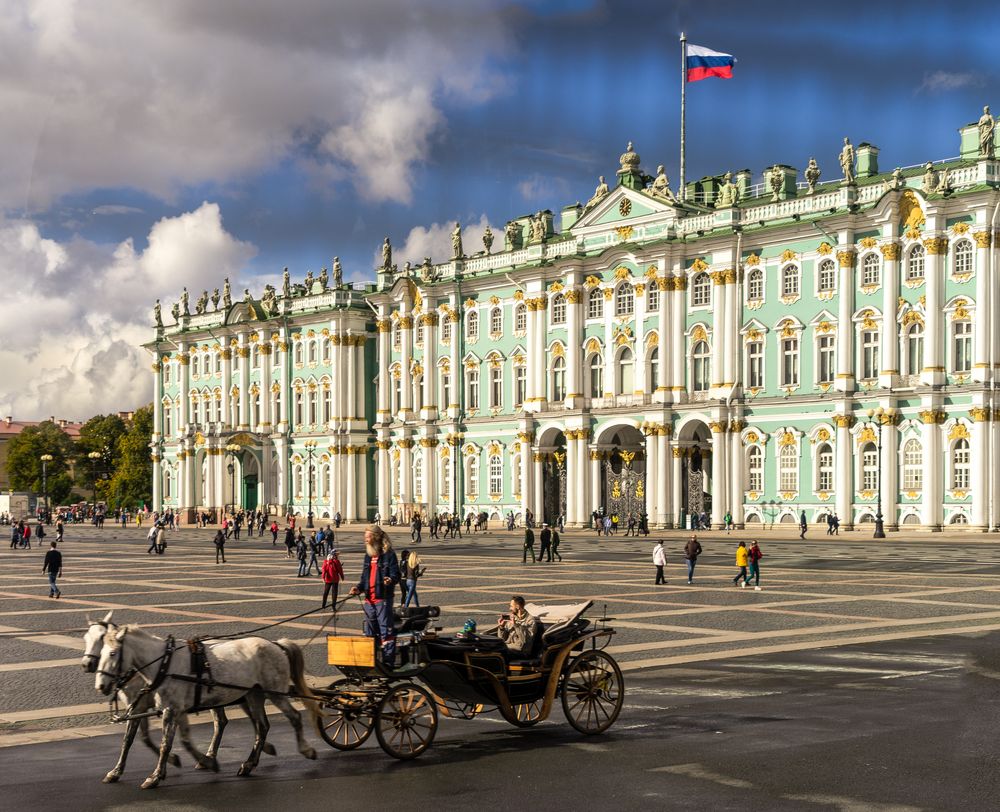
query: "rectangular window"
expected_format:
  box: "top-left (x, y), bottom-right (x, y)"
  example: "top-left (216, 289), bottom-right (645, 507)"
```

top-left (818, 260), bottom-right (836, 292)
top-left (953, 321), bottom-right (972, 373)
top-left (817, 451), bottom-right (834, 491)
top-left (490, 366), bottom-right (503, 409)
top-left (862, 447), bottom-right (878, 491)
top-left (467, 370), bottom-right (479, 410)
top-left (780, 337), bottom-right (799, 386)
top-left (514, 366), bottom-right (526, 408)
top-left (747, 341), bottom-right (764, 388)
top-left (818, 334), bottom-right (835, 384)
top-left (489, 456), bottom-right (503, 496)
top-left (647, 285), bottom-right (659, 312)
top-left (441, 318), bottom-right (452, 343)
top-left (442, 373), bottom-right (451, 409)
top-left (779, 448), bottom-right (798, 492)
top-left (861, 330), bottom-right (879, 380)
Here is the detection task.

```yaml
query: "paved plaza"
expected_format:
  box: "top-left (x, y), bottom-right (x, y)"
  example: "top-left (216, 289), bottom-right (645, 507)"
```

top-left (2, 525), bottom-right (1000, 809)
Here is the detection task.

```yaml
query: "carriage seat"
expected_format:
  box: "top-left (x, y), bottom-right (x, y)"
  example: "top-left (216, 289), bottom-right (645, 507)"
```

top-left (394, 605), bottom-right (440, 634)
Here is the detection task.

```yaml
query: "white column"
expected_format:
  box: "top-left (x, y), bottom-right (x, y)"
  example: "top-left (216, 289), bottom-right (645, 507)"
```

top-left (521, 439), bottom-right (532, 521)
top-left (152, 456), bottom-right (163, 511)
top-left (346, 448), bottom-right (358, 522)
top-left (880, 244), bottom-right (899, 388)
top-left (153, 360), bottom-right (163, 435)
top-left (835, 250), bottom-right (856, 393)
top-left (400, 311), bottom-right (413, 416)
top-left (377, 316), bottom-right (391, 422)
top-left (377, 442), bottom-right (390, 520)
top-left (722, 272), bottom-right (737, 388)
top-left (221, 348), bottom-right (232, 428)
top-left (261, 344), bottom-right (273, 429)
top-left (972, 412), bottom-right (988, 530)
top-left (920, 409), bottom-right (942, 529)
top-left (880, 416), bottom-right (898, 531)
top-left (576, 431), bottom-right (589, 524)
top-left (179, 343), bottom-right (190, 427)
top-left (448, 310), bottom-right (460, 418)
top-left (645, 429), bottom-right (658, 524)
top-left (658, 429), bottom-right (670, 527)
top-left (671, 446), bottom-right (683, 529)
top-left (400, 440), bottom-right (413, 504)
top-left (356, 336), bottom-right (367, 421)
top-left (238, 335), bottom-right (250, 428)
top-left (344, 335), bottom-right (356, 422)
top-left (274, 437), bottom-right (287, 511)
top-left (835, 415), bottom-right (854, 530)
top-left (566, 291), bottom-right (582, 407)
top-left (990, 412), bottom-right (1000, 531)
top-left (730, 426), bottom-right (745, 527)
top-left (565, 433), bottom-right (578, 524)
top-left (357, 446), bottom-right (369, 523)
top-left (532, 449), bottom-right (544, 520)
top-left (710, 273), bottom-right (726, 392)
top-left (423, 317), bottom-right (437, 418)
top-left (922, 238), bottom-right (946, 386)
top-left (671, 276), bottom-right (686, 401)
top-left (710, 422), bottom-right (726, 528)
top-left (204, 448), bottom-right (216, 510)
top-left (973, 232), bottom-right (992, 383)
top-left (182, 443), bottom-right (195, 510)
top-left (657, 277), bottom-right (670, 402)
top-left (589, 448), bottom-right (601, 519)
top-left (423, 441), bottom-right (437, 514)
top-left (277, 341), bottom-right (289, 427)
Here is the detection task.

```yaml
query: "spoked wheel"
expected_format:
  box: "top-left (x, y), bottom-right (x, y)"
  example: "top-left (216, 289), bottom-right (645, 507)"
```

top-left (375, 683), bottom-right (438, 760)
top-left (509, 699), bottom-right (544, 727)
top-left (560, 650), bottom-right (624, 735)
top-left (316, 679), bottom-right (375, 750)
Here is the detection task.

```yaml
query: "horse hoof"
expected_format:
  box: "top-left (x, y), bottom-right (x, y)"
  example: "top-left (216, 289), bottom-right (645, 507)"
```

top-left (302, 747), bottom-right (317, 760)
top-left (102, 772), bottom-right (121, 784)
top-left (140, 776), bottom-right (161, 789)
top-left (262, 743), bottom-right (277, 756)
top-left (168, 754), bottom-right (182, 768)
top-left (237, 764), bottom-right (253, 777)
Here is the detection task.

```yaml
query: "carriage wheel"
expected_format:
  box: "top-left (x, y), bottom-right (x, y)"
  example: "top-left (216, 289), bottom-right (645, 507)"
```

top-left (560, 650), bottom-right (624, 735)
top-left (374, 683), bottom-right (438, 760)
top-left (315, 679), bottom-right (375, 750)
top-left (509, 700), bottom-right (544, 727)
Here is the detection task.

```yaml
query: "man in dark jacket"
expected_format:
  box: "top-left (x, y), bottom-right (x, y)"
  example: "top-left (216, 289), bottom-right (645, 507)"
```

top-left (522, 526), bottom-right (536, 563)
top-left (538, 524), bottom-right (552, 563)
top-left (684, 535), bottom-right (702, 585)
top-left (349, 526), bottom-right (400, 666)
top-left (43, 541), bottom-right (62, 598)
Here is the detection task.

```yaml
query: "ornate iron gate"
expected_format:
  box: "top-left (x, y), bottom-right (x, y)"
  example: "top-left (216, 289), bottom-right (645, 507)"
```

top-left (604, 450), bottom-right (645, 520)
top-left (542, 451), bottom-right (567, 525)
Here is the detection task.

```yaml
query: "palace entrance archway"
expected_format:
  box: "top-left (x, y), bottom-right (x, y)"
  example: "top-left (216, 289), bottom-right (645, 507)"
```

top-left (598, 426), bottom-right (646, 523)
top-left (677, 419), bottom-right (712, 525)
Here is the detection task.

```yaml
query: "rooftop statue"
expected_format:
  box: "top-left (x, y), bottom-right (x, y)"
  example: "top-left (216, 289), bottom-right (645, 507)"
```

top-left (180, 287), bottom-right (190, 316)
top-left (504, 220), bottom-right (521, 250)
top-left (839, 137), bottom-right (856, 185)
top-left (381, 236), bottom-right (392, 271)
top-left (333, 256), bottom-right (343, 287)
top-left (531, 212), bottom-right (546, 243)
top-left (153, 299), bottom-right (163, 328)
top-left (938, 165), bottom-right (953, 194)
top-left (222, 277), bottom-right (232, 309)
top-left (892, 166), bottom-right (904, 190)
top-left (304, 269), bottom-right (314, 293)
top-left (585, 175), bottom-right (609, 209)
top-left (243, 288), bottom-right (253, 307)
top-left (318, 266), bottom-right (328, 291)
top-left (978, 105), bottom-right (995, 158)
top-left (452, 222), bottom-right (463, 259)
top-left (482, 225), bottom-right (494, 254)
top-left (714, 171), bottom-right (739, 208)
top-left (767, 165), bottom-right (783, 202)
top-left (921, 162), bottom-right (939, 194)
top-left (650, 165), bottom-right (675, 202)
top-left (170, 301), bottom-right (180, 322)
top-left (282, 268), bottom-right (291, 299)
top-left (261, 284), bottom-right (277, 315)
top-left (211, 288), bottom-right (220, 311)
top-left (195, 290), bottom-right (208, 315)
top-left (804, 158), bottom-right (821, 195)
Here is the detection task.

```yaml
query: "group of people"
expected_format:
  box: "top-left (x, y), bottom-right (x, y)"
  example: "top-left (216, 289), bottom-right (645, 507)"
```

top-left (591, 510), bottom-right (650, 537)
top-left (651, 536), bottom-right (764, 590)
top-left (9, 519), bottom-right (46, 548)
top-left (521, 523), bottom-right (562, 562)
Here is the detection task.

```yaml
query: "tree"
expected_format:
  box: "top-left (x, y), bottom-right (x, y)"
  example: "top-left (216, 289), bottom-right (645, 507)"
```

top-left (107, 405), bottom-right (153, 510)
top-left (75, 413), bottom-right (127, 500)
top-left (6, 421), bottom-right (77, 506)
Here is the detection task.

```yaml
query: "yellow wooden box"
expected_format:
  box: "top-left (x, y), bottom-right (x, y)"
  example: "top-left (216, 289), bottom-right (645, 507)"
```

top-left (327, 635), bottom-right (375, 668)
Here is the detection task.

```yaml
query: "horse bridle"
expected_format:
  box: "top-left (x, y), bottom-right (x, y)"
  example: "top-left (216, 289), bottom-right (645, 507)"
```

top-left (83, 620), bottom-right (111, 672)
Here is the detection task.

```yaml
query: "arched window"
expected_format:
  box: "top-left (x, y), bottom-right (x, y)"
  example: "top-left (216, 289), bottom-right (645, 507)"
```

top-left (392, 321), bottom-right (401, 350)
top-left (295, 341), bottom-right (304, 365)
top-left (466, 456), bottom-right (480, 498)
top-left (779, 444), bottom-right (798, 492)
top-left (489, 455), bottom-right (503, 496)
top-left (816, 444), bottom-right (834, 491)
top-left (163, 400), bottom-right (173, 435)
top-left (906, 244), bottom-right (925, 281)
top-left (413, 457), bottom-right (423, 502)
top-left (780, 336), bottom-right (799, 386)
top-left (294, 389), bottom-right (304, 426)
top-left (294, 463), bottom-right (304, 497)
top-left (746, 446), bottom-right (763, 492)
top-left (214, 352), bottom-right (221, 375)
top-left (747, 269), bottom-right (764, 301)
top-left (514, 303), bottom-right (527, 332)
top-left (781, 264), bottom-right (800, 297)
top-left (252, 389), bottom-right (261, 427)
top-left (952, 439), bottom-right (970, 489)
top-left (440, 367), bottom-right (452, 409)
top-left (861, 329), bottom-right (879, 380)
top-left (616, 347), bottom-right (633, 395)
top-left (322, 339), bottom-right (331, 363)
top-left (647, 284), bottom-right (660, 312)
top-left (164, 466), bottom-right (173, 499)
top-left (305, 341), bottom-right (315, 365)
top-left (511, 453), bottom-right (522, 496)
top-left (163, 362), bottom-right (172, 385)
top-left (490, 307), bottom-right (503, 336)
top-left (902, 439), bottom-right (923, 491)
top-left (954, 240), bottom-right (973, 276)
top-left (441, 317), bottom-right (452, 343)
top-left (953, 319), bottom-right (972, 373)
top-left (307, 387), bottom-right (318, 425)
top-left (588, 354), bottom-right (604, 398)
top-left (648, 346), bottom-right (660, 391)
top-left (692, 340), bottom-right (710, 392)
top-left (818, 259), bottom-right (836, 293)
top-left (319, 464), bottom-right (329, 498)
top-left (322, 385), bottom-right (332, 423)
top-left (862, 253), bottom-right (881, 287)
top-left (414, 325), bottom-right (424, 348)
top-left (861, 442), bottom-right (878, 491)
top-left (587, 288), bottom-right (604, 319)
top-left (551, 355), bottom-right (566, 402)
top-left (391, 371), bottom-right (401, 413)
top-left (905, 323), bottom-right (924, 376)
top-left (467, 310), bottom-right (479, 342)
top-left (440, 455), bottom-right (451, 501)
top-left (191, 353), bottom-right (200, 377)
top-left (691, 273), bottom-right (711, 307)
top-left (614, 283), bottom-right (634, 317)
top-left (551, 294), bottom-right (566, 324)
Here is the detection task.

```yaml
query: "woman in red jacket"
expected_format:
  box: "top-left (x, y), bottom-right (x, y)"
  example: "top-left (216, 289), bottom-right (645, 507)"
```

top-left (321, 550), bottom-right (345, 610)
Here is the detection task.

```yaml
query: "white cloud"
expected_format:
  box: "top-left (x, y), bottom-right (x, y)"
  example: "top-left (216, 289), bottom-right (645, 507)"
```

top-left (916, 71), bottom-right (985, 94)
top-left (0, 1), bottom-right (512, 209)
top-left (518, 174), bottom-right (572, 204)
top-left (381, 214), bottom-right (497, 268)
top-left (0, 202), bottom-right (256, 420)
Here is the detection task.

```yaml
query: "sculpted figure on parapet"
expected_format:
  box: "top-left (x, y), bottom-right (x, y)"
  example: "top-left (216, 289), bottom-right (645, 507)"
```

top-left (381, 236), bottom-right (392, 271)
top-left (223, 277), bottom-right (232, 308)
top-left (282, 268), bottom-right (291, 298)
top-left (261, 285), bottom-right (277, 316)
top-left (714, 171), bottom-right (739, 208)
top-left (650, 165), bottom-right (675, 202)
top-left (505, 220), bottom-right (521, 250)
top-left (839, 137), bottom-right (856, 185)
top-left (585, 175), bottom-right (609, 209)
top-left (804, 158), bottom-right (821, 194)
top-left (979, 105), bottom-right (994, 157)
top-left (333, 256), bottom-right (343, 287)
top-left (153, 299), bottom-right (162, 328)
top-left (211, 288), bottom-right (220, 310)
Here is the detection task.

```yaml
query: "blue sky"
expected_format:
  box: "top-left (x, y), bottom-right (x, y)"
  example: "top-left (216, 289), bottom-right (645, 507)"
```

top-left (1, 0), bottom-right (998, 418)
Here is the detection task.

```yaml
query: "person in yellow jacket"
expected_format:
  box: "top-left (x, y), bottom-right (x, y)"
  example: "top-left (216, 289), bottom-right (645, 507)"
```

top-left (733, 541), bottom-right (749, 588)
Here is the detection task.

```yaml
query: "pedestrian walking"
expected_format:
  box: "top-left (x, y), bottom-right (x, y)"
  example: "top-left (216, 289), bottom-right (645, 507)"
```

top-left (747, 540), bottom-right (763, 590)
top-left (284, 525), bottom-right (295, 558)
top-left (724, 511), bottom-right (732, 533)
top-left (684, 534), bottom-right (702, 584)
top-left (653, 540), bottom-right (667, 585)
top-left (321, 550), bottom-right (344, 610)
top-left (833, 513), bottom-right (840, 535)
top-left (10, 522), bottom-right (20, 549)
top-left (403, 548), bottom-right (424, 609)
top-left (799, 510), bottom-right (808, 540)
top-left (522, 526), bottom-right (536, 563)
top-left (22, 522), bottom-right (31, 549)
top-left (146, 524), bottom-right (158, 554)
top-left (551, 527), bottom-right (562, 561)
top-left (306, 532), bottom-right (321, 576)
top-left (270, 520), bottom-right (279, 544)
top-left (411, 514), bottom-right (422, 544)
top-left (213, 529), bottom-right (226, 564)
top-left (42, 541), bottom-right (62, 598)
top-left (35, 522), bottom-right (45, 548)
top-left (826, 513), bottom-right (834, 535)
top-left (296, 533), bottom-right (308, 576)
top-left (155, 523), bottom-right (167, 554)
top-left (733, 541), bottom-right (749, 587)
top-left (56, 519), bottom-right (64, 543)
top-left (538, 524), bottom-right (552, 562)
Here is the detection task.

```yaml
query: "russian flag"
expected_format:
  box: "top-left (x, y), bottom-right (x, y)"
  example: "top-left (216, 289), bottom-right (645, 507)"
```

top-left (686, 44), bottom-right (735, 83)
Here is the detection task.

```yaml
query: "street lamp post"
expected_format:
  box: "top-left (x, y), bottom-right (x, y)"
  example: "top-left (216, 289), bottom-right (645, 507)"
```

top-left (39, 454), bottom-right (53, 523)
top-left (864, 406), bottom-right (895, 539)
top-left (87, 451), bottom-right (102, 509)
top-left (304, 440), bottom-right (318, 528)
top-left (225, 443), bottom-right (241, 515)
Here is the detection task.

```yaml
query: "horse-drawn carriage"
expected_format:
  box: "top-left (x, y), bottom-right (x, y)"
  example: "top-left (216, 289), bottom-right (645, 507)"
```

top-left (314, 600), bottom-right (625, 759)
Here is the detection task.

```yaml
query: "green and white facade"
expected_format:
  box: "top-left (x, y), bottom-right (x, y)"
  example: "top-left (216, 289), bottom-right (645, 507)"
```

top-left (149, 111), bottom-right (1000, 531)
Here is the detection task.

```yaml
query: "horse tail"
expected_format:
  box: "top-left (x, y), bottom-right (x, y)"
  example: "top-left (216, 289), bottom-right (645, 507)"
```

top-left (277, 639), bottom-right (320, 724)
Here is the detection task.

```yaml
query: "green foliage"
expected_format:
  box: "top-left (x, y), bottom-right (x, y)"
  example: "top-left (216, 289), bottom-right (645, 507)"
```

top-left (75, 413), bottom-right (128, 500)
top-left (6, 421), bottom-right (77, 506)
top-left (106, 405), bottom-right (153, 509)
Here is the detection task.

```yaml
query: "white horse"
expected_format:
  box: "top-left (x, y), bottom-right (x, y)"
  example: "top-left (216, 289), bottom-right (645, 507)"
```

top-left (96, 625), bottom-right (318, 788)
top-left (82, 612), bottom-right (276, 782)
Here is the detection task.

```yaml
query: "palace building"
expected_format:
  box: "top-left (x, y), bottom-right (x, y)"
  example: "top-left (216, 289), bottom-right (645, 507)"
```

top-left (148, 109), bottom-right (1000, 531)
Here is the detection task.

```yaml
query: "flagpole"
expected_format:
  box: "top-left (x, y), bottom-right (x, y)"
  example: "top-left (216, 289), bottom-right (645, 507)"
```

top-left (679, 32), bottom-right (687, 203)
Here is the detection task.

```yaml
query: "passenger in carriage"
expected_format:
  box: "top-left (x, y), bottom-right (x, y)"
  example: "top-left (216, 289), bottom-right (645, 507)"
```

top-left (349, 525), bottom-right (401, 667)
top-left (496, 595), bottom-right (539, 657)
